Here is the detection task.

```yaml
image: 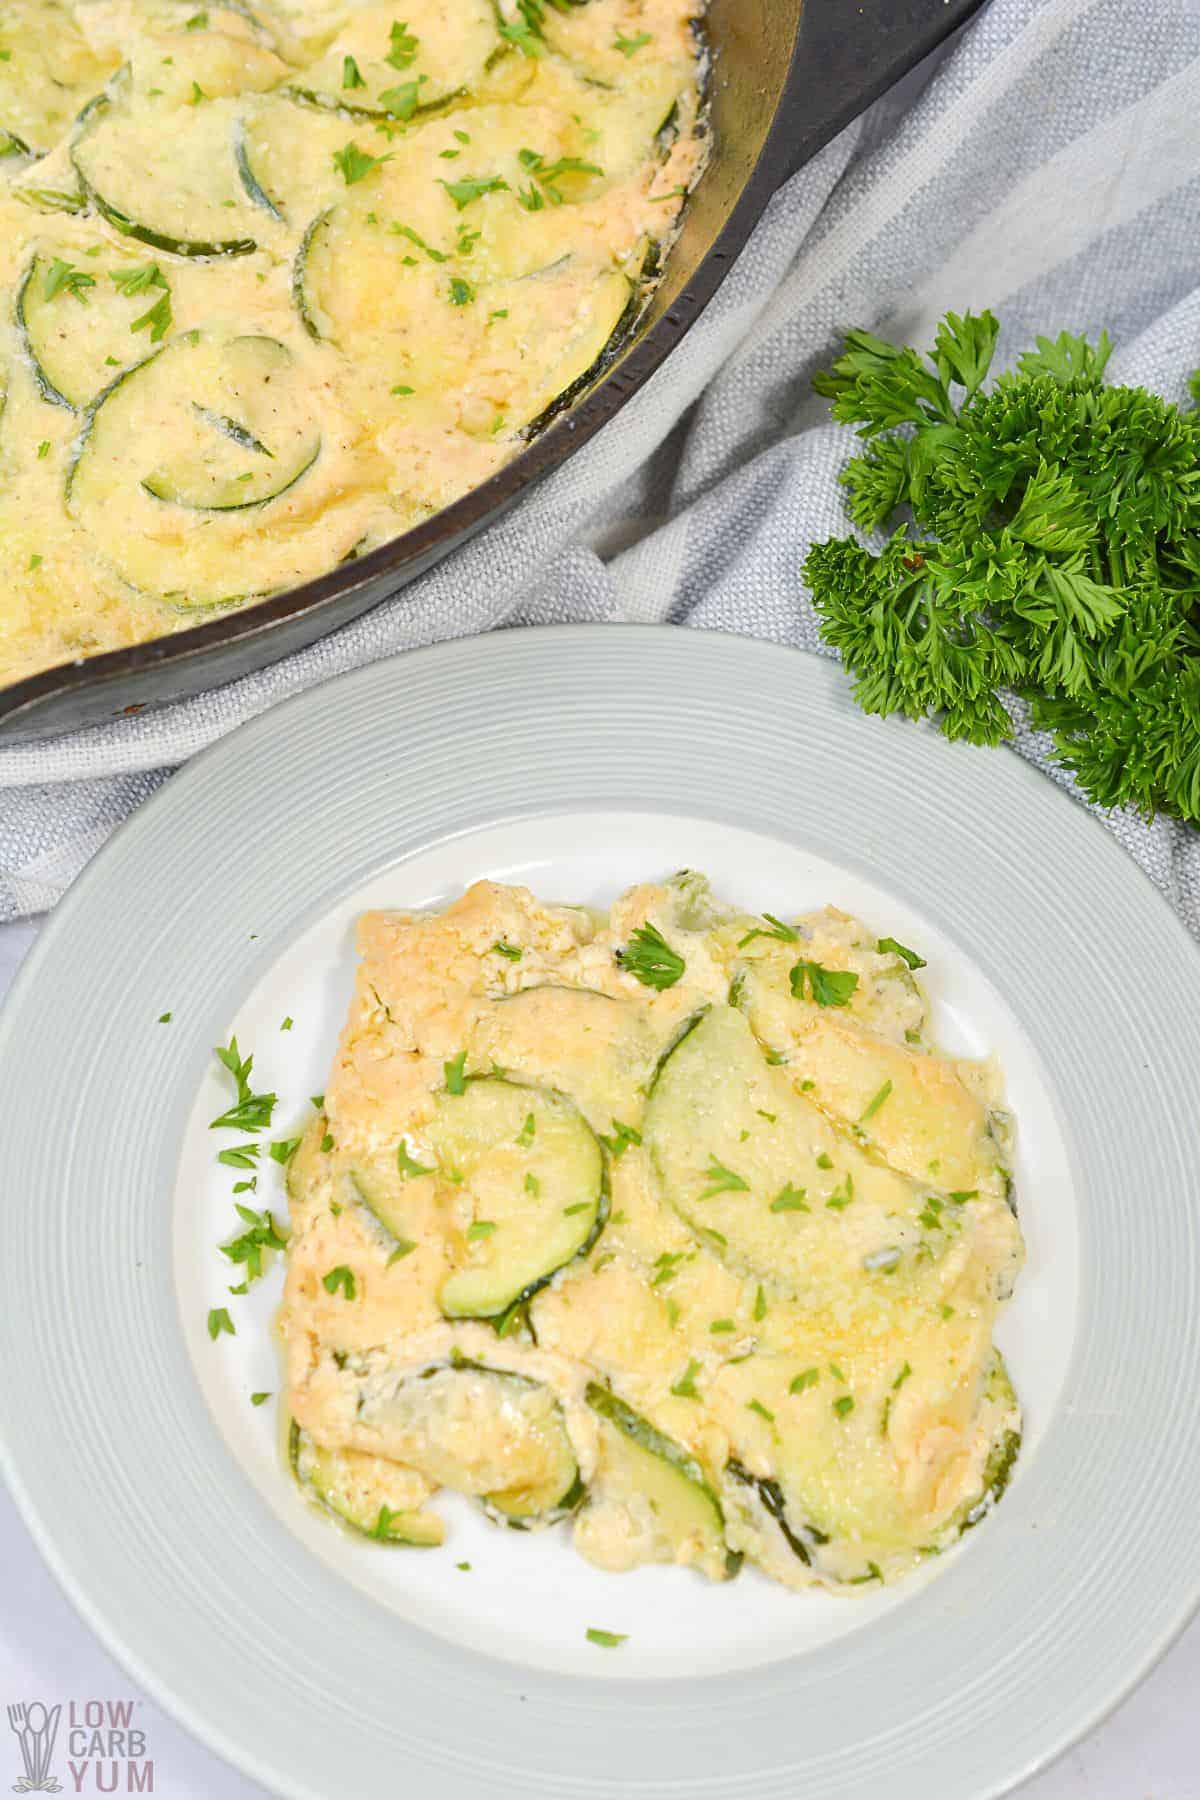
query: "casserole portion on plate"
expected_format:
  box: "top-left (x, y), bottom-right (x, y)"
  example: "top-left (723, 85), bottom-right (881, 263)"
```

top-left (281, 872), bottom-right (1024, 1588)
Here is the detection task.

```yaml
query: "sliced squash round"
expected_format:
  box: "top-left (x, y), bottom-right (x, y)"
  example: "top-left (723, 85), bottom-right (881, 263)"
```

top-left (65, 329), bottom-right (371, 606)
top-left (285, 0), bottom-right (499, 116)
top-left (358, 1359), bottom-right (582, 1527)
top-left (72, 88), bottom-right (261, 257)
top-left (426, 1077), bottom-right (607, 1319)
top-left (581, 1383), bottom-right (738, 1581)
top-left (17, 251), bottom-right (177, 411)
top-left (290, 1421), bottom-right (444, 1544)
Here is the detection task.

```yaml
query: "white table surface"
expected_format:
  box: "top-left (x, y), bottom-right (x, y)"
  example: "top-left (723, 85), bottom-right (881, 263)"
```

top-left (1, 912), bottom-right (1196, 1799)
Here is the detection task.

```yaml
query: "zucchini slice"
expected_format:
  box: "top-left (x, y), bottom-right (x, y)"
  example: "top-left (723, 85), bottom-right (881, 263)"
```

top-left (730, 961), bottom-right (1011, 1205)
top-left (65, 329), bottom-right (356, 605)
top-left (642, 1004), bottom-right (927, 1294)
top-left (295, 191), bottom-right (637, 432)
top-left (0, 0), bottom-right (119, 153)
top-left (72, 90), bottom-right (261, 257)
top-left (286, 0), bottom-right (498, 116)
top-left (581, 1383), bottom-right (738, 1580)
top-left (358, 1360), bottom-right (582, 1527)
top-left (425, 1077), bottom-right (606, 1319)
top-left (290, 1422), bottom-right (444, 1544)
top-left (236, 99), bottom-right (366, 225)
top-left (17, 251), bottom-right (175, 411)
top-left (471, 985), bottom-right (657, 1131)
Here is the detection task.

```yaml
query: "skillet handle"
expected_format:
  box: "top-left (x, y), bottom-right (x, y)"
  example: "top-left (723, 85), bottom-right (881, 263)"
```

top-left (768, 0), bottom-right (988, 186)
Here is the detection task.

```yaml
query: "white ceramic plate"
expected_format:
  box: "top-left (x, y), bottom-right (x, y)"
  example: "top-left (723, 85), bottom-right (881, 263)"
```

top-left (2, 627), bottom-right (1198, 1800)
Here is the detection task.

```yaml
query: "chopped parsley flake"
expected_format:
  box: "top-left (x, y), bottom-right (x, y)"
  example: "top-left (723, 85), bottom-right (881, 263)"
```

top-left (615, 920), bottom-right (685, 989)
top-left (36, 439), bottom-right (50, 459)
top-left (448, 276), bottom-right (475, 305)
top-left (747, 1398), bottom-right (775, 1423)
top-left (709, 1317), bottom-right (736, 1333)
top-left (790, 960), bottom-right (859, 1007)
top-left (699, 1156), bottom-right (749, 1199)
top-left (385, 18), bottom-right (419, 68)
top-left (877, 936), bottom-right (926, 969)
top-left (333, 141), bottom-right (392, 185)
top-left (789, 1368), bottom-right (819, 1394)
top-left (342, 53), bottom-right (366, 88)
top-left (211, 1037), bottom-right (277, 1131)
top-left (391, 222), bottom-right (447, 261)
top-left (491, 939), bottom-right (522, 960)
top-left (439, 174), bottom-right (508, 209)
top-left (217, 1143), bottom-right (260, 1168)
top-left (378, 77), bottom-right (426, 118)
top-left (268, 1137), bottom-right (301, 1165)
top-left (397, 1141), bottom-right (434, 1178)
top-left (770, 1183), bottom-right (808, 1213)
top-left (613, 29), bottom-right (652, 54)
top-left (250, 1391), bottom-right (271, 1405)
top-left (222, 1205), bottom-right (287, 1282)
top-left (833, 1395), bottom-right (855, 1418)
top-left (157, 1011), bottom-right (173, 1023)
top-left (585, 1628), bottom-right (627, 1648)
top-left (111, 262), bottom-right (167, 296)
top-left (43, 256), bottom-right (95, 303)
top-left (322, 1264), bottom-right (357, 1299)
top-left (859, 1080), bottom-right (893, 1125)
top-left (737, 911), bottom-right (798, 947)
top-left (599, 1118), bottom-right (641, 1159)
top-left (466, 1220), bottom-right (497, 1242)
top-left (670, 1358), bottom-right (701, 1398)
top-left (825, 1174), bottom-right (855, 1210)
top-left (517, 1111), bottom-right (536, 1146)
top-left (444, 1050), bottom-right (468, 1094)
top-left (753, 1284), bottom-right (767, 1321)
top-left (207, 1307), bottom-right (235, 1340)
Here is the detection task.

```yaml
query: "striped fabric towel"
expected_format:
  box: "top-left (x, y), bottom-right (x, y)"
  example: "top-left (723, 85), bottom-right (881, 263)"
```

top-left (2, 0), bottom-right (1198, 929)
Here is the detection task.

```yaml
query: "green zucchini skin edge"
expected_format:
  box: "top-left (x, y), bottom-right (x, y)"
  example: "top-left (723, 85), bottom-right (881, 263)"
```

top-left (70, 87), bottom-right (257, 258)
top-left (233, 117), bottom-right (284, 221)
top-left (520, 273), bottom-right (643, 441)
top-left (464, 1154), bottom-right (609, 1319)
top-left (438, 1074), bottom-right (612, 1320)
top-left (402, 1355), bottom-right (586, 1526)
top-left (76, 171), bottom-right (258, 258)
top-left (292, 210), bottom-right (330, 341)
top-left (645, 1006), bottom-right (710, 1097)
top-left (288, 1419), bottom-right (443, 1546)
top-left (64, 346), bottom-right (167, 505)
top-left (15, 257), bottom-right (76, 411)
top-left (726, 1458), bottom-right (827, 1568)
top-left (587, 1381), bottom-right (741, 1576)
top-left (140, 435), bottom-right (322, 513)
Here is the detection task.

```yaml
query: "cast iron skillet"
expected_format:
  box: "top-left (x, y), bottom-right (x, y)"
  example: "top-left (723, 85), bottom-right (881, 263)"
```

top-left (2, 0), bottom-right (984, 741)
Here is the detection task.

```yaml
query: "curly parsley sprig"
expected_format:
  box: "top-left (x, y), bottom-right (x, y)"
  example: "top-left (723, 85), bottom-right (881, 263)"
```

top-left (804, 311), bottom-right (1200, 825)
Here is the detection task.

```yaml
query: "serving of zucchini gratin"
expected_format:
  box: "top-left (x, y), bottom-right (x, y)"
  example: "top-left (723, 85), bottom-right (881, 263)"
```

top-left (280, 873), bottom-right (1024, 1590)
top-left (0, 0), bottom-right (705, 684)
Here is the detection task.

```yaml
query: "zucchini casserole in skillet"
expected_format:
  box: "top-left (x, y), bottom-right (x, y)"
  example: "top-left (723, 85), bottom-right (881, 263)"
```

top-left (282, 873), bottom-right (1025, 1590)
top-left (0, 0), bottom-right (706, 684)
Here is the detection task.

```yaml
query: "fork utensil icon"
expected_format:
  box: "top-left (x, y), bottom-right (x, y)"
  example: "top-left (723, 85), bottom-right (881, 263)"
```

top-left (6, 1701), bottom-right (62, 1793)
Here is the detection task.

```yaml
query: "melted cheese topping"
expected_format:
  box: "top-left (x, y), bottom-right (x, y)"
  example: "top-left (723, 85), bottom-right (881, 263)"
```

top-left (0, 0), bottom-right (705, 683)
top-left (280, 874), bottom-right (1025, 1589)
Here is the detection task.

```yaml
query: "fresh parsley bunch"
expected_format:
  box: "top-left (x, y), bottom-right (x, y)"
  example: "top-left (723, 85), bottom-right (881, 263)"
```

top-left (804, 311), bottom-right (1200, 824)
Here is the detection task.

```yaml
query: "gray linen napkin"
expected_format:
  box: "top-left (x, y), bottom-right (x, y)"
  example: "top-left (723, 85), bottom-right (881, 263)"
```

top-left (2, 0), bottom-right (1199, 931)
